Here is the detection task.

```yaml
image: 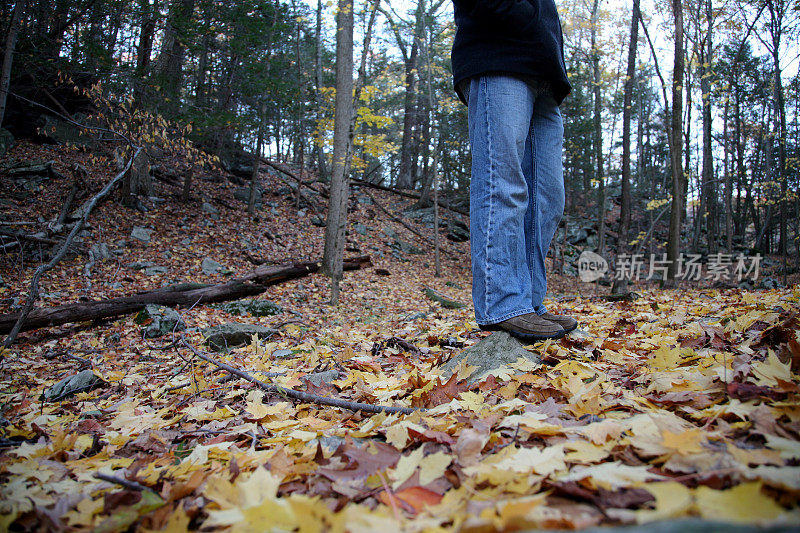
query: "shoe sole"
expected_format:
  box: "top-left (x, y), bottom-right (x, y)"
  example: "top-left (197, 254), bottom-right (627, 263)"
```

top-left (479, 324), bottom-right (566, 342)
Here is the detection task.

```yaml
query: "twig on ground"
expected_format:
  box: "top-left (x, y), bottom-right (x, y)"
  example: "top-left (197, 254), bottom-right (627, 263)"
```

top-left (94, 472), bottom-right (154, 493)
top-left (180, 335), bottom-right (418, 415)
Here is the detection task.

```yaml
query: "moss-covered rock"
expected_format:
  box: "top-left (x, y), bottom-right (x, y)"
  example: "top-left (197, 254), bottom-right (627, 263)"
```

top-left (202, 323), bottom-right (277, 351)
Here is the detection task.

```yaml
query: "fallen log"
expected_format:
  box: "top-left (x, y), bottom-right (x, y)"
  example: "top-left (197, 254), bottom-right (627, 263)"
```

top-left (0, 256), bottom-right (371, 336)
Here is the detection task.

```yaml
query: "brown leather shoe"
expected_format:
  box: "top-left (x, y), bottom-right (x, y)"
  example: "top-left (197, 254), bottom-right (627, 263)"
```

top-left (539, 312), bottom-right (578, 333)
top-left (480, 313), bottom-right (565, 342)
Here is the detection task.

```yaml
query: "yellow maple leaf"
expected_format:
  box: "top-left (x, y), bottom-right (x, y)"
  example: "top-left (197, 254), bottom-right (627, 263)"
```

top-left (660, 428), bottom-right (705, 456)
top-left (637, 482), bottom-right (693, 523)
top-left (695, 482), bottom-right (786, 524)
top-left (750, 350), bottom-right (792, 387)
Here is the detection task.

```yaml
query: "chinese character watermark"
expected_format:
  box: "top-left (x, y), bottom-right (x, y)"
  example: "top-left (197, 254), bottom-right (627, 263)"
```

top-left (609, 253), bottom-right (761, 282)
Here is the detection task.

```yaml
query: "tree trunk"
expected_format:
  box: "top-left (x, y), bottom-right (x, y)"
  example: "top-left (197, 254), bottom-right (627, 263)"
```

top-left (133, 0), bottom-right (158, 109)
top-left (0, 257), bottom-right (371, 335)
top-left (322, 0), bottom-right (354, 304)
top-left (0, 0), bottom-right (26, 126)
top-left (152, 0), bottom-right (194, 115)
top-left (249, 104), bottom-right (266, 215)
top-left (397, 0), bottom-right (425, 190)
top-left (613, 0), bottom-right (639, 295)
top-left (591, 0), bottom-right (605, 255)
top-left (666, 0), bottom-right (685, 284)
top-left (699, 0), bottom-right (715, 252)
top-left (314, 0), bottom-right (328, 182)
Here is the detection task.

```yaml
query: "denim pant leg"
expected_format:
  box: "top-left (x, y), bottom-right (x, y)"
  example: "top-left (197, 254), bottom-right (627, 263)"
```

top-left (468, 75), bottom-right (538, 325)
top-left (523, 91), bottom-right (565, 315)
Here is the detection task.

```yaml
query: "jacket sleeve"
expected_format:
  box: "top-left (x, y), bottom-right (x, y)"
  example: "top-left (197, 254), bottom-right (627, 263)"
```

top-left (457, 0), bottom-right (539, 27)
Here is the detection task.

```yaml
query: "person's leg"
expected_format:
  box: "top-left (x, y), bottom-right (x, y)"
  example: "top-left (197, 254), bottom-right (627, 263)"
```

top-left (526, 90), bottom-right (565, 314)
top-left (468, 75), bottom-right (538, 326)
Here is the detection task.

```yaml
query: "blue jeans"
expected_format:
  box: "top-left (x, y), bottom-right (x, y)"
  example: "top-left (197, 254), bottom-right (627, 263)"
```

top-left (467, 75), bottom-right (565, 325)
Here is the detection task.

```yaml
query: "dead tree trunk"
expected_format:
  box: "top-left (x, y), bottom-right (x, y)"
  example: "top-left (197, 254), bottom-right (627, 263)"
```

top-left (0, 257), bottom-right (371, 336)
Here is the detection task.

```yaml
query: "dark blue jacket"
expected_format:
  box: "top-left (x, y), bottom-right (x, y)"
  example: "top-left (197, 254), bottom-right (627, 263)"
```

top-left (451, 0), bottom-right (571, 105)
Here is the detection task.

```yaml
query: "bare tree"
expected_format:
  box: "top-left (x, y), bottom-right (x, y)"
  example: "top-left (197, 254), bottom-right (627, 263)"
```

top-left (322, 0), bottom-right (354, 304)
top-left (666, 0), bottom-right (685, 284)
top-left (612, 0), bottom-right (639, 295)
top-left (0, 0), bottom-right (26, 126)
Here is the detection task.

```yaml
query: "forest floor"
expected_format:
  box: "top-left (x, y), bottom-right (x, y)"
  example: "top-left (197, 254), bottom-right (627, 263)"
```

top-left (1, 141), bottom-right (799, 531)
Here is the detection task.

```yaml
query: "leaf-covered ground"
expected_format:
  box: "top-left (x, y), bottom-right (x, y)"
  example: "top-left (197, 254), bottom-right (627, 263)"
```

top-left (1, 142), bottom-right (800, 531)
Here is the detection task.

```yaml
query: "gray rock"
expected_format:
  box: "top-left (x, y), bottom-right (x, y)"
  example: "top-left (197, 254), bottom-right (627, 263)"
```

top-left (43, 370), bottom-right (106, 402)
top-left (354, 223), bottom-right (369, 235)
top-left (357, 195), bottom-right (373, 205)
top-left (309, 435), bottom-right (367, 453)
top-left (215, 299), bottom-right (283, 317)
top-left (201, 202), bottom-right (220, 219)
top-left (305, 369), bottom-right (341, 386)
top-left (234, 186), bottom-right (261, 205)
top-left (447, 220), bottom-right (470, 242)
top-left (130, 226), bottom-right (153, 243)
top-left (143, 266), bottom-right (168, 276)
top-left (201, 257), bottom-right (226, 275)
top-left (272, 349), bottom-right (294, 359)
top-left (37, 113), bottom-right (97, 148)
top-left (135, 304), bottom-right (185, 338)
top-left (0, 128), bottom-right (14, 157)
top-left (202, 323), bottom-right (278, 351)
top-left (757, 277), bottom-right (783, 290)
top-left (311, 215), bottom-right (326, 227)
top-left (88, 243), bottom-right (112, 261)
top-left (440, 331), bottom-right (540, 384)
top-left (181, 237), bottom-right (192, 246)
top-left (126, 260), bottom-right (156, 270)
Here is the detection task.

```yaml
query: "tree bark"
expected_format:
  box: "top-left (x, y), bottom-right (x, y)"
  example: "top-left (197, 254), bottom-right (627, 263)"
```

top-left (666, 0), bottom-right (685, 284)
top-left (699, 0), bottom-right (715, 252)
top-left (0, 257), bottom-right (371, 336)
top-left (322, 0), bottom-right (354, 304)
top-left (0, 0), bottom-right (26, 126)
top-left (590, 0), bottom-right (605, 256)
top-left (613, 0), bottom-right (639, 295)
top-left (397, 0), bottom-right (425, 190)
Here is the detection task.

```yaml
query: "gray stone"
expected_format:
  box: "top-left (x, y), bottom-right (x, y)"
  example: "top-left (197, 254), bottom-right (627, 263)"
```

top-left (215, 299), bottom-right (283, 317)
top-left (143, 266), bottom-right (168, 276)
top-left (200, 202), bottom-right (219, 215)
top-left (357, 195), bottom-right (373, 205)
top-left (135, 304), bottom-right (186, 338)
top-left (88, 243), bottom-right (112, 261)
top-left (354, 223), bottom-right (369, 235)
top-left (0, 128), bottom-right (14, 157)
top-left (311, 215), bottom-right (326, 227)
top-left (43, 370), bottom-right (106, 402)
top-left (757, 277), bottom-right (783, 290)
top-left (305, 369), bottom-right (341, 386)
top-left (203, 323), bottom-right (278, 351)
top-left (126, 260), bottom-right (156, 270)
top-left (272, 349), bottom-right (294, 359)
top-left (309, 435), bottom-right (367, 453)
top-left (130, 226), bottom-right (153, 243)
top-left (234, 186), bottom-right (261, 205)
top-left (201, 257), bottom-right (226, 275)
top-left (440, 331), bottom-right (540, 384)
top-left (181, 237), bottom-right (192, 246)
top-left (37, 113), bottom-right (97, 148)
top-left (447, 220), bottom-right (470, 242)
